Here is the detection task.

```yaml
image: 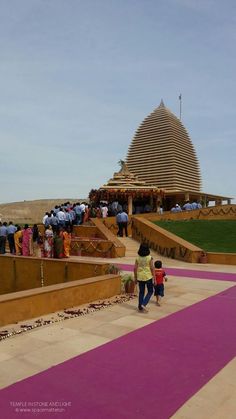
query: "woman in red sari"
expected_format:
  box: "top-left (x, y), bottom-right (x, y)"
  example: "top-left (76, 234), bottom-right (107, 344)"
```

top-left (54, 227), bottom-right (64, 258)
top-left (22, 224), bottom-right (33, 256)
top-left (62, 227), bottom-right (72, 258)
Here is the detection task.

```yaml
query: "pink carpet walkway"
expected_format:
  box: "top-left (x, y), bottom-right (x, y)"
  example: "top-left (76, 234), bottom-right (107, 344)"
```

top-left (1, 286), bottom-right (236, 418)
top-left (117, 263), bottom-right (236, 282)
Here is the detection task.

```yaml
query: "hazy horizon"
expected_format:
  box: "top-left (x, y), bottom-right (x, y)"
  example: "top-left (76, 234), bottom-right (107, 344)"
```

top-left (0, 197), bottom-right (87, 205)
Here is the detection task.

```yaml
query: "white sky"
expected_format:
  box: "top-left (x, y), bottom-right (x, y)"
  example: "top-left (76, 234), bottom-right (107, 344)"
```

top-left (0, 0), bottom-right (235, 203)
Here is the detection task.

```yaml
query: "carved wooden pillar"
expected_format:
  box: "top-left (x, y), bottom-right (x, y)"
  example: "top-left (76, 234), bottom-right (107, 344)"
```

top-left (128, 195), bottom-right (133, 215)
top-left (150, 194), bottom-right (153, 211)
top-left (184, 192), bottom-right (190, 201)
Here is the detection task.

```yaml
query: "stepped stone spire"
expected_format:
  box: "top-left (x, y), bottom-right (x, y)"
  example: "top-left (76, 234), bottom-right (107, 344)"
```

top-left (126, 102), bottom-right (201, 192)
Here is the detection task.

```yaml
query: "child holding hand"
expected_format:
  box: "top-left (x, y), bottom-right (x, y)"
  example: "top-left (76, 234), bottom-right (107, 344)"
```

top-left (154, 260), bottom-right (168, 306)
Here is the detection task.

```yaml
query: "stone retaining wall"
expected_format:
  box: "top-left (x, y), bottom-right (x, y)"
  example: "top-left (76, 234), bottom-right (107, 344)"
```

top-left (0, 255), bottom-right (109, 295)
top-left (132, 216), bottom-right (202, 263)
top-left (206, 252), bottom-right (236, 265)
top-left (0, 274), bottom-right (121, 327)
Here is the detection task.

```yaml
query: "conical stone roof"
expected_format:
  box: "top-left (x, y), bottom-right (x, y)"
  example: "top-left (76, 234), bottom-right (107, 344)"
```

top-left (100, 161), bottom-right (159, 191)
top-left (126, 101), bottom-right (201, 192)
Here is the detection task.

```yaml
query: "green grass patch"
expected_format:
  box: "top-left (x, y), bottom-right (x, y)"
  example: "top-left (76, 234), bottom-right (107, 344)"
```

top-left (153, 220), bottom-right (236, 253)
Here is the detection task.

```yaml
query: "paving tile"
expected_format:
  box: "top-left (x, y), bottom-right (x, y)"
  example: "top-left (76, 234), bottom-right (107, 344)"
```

top-left (162, 297), bottom-right (187, 307)
top-left (0, 352), bottom-right (14, 362)
top-left (172, 395), bottom-right (218, 419)
top-left (58, 333), bottom-right (110, 356)
top-left (87, 309), bottom-right (125, 322)
top-left (111, 314), bottom-right (155, 329)
top-left (152, 303), bottom-right (188, 316)
top-left (20, 344), bottom-right (77, 370)
top-left (105, 302), bottom-right (137, 314)
top-left (63, 315), bottom-right (104, 332)
top-left (80, 323), bottom-right (133, 339)
top-left (211, 396), bottom-right (236, 419)
top-left (20, 332), bottom-right (110, 371)
top-left (28, 324), bottom-right (81, 343)
top-left (0, 357), bottom-right (42, 389)
top-left (172, 358), bottom-right (236, 419)
top-left (175, 292), bottom-right (210, 303)
top-left (0, 334), bottom-right (49, 357)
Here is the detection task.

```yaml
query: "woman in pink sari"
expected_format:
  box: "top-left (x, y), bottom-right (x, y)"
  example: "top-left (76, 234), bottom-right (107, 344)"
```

top-left (22, 224), bottom-right (33, 256)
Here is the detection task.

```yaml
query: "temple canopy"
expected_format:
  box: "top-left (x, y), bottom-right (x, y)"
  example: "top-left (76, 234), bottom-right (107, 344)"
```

top-left (89, 161), bottom-right (164, 214)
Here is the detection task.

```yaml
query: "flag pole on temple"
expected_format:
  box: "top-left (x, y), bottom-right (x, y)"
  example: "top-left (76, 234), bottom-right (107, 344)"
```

top-left (179, 93), bottom-right (182, 120)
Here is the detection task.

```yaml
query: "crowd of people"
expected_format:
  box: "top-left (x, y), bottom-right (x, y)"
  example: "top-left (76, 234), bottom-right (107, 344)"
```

top-left (170, 201), bottom-right (202, 213)
top-left (43, 201), bottom-right (131, 238)
top-left (0, 200), bottom-right (131, 257)
top-left (0, 221), bottom-right (71, 259)
top-left (42, 201), bottom-right (121, 228)
top-left (1, 203), bottom-right (171, 312)
top-left (42, 200), bottom-right (155, 229)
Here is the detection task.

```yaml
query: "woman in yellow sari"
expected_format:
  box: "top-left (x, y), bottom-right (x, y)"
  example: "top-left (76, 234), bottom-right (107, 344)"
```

top-left (14, 226), bottom-right (23, 256)
top-left (62, 227), bottom-right (72, 258)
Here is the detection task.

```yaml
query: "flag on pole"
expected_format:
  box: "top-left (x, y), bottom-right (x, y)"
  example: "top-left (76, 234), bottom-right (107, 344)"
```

top-left (179, 94), bottom-right (182, 120)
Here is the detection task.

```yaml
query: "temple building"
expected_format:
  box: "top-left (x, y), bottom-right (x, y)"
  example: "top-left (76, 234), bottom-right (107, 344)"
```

top-left (89, 161), bottom-right (162, 214)
top-left (126, 100), bottom-right (231, 208)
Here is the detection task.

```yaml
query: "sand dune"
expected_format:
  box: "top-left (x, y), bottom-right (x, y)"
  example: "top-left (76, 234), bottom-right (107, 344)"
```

top-left (0, 199), bottom-right (85, 224)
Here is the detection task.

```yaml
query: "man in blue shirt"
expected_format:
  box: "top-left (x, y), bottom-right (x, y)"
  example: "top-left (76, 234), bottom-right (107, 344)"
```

top-left (175, 204), bottom-right (182, 212)
top-left (116, 211), bottom-right (123, 237)
top-left (119, 210), bottom-right (129, 237)
top-left (191, 201), bottom-right (198, 210)
top-left (0, 222), bottom-right (8, 254)
top-left (183, 201), bottom-right (193, 211)
top-left (7, 221), bottom-right (17, 254)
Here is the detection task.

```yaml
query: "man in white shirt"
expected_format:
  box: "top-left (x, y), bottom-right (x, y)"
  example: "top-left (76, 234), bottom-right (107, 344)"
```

top-left (42, 212), bottom-right (49, 225)
top-left (79, 202), bottom-right (86, 224)
top-left (101, 205), bottom-right (108, 218)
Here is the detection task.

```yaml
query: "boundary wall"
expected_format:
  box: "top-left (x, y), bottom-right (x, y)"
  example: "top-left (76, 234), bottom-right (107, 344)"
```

top-left (72, 225), bottom-right (101, 238)
top-left (0, 255), bottom-right (110, 295)
top-left (132, 217), bottom-right (203, 263)
top-left (71, 238), bottom-right (115, 258)
top-left (92, 218), bottom-right (126, 257)
top-left (206, 252), bottom-right (236, 265)
top-left (0, 274), bottom-right (121, 327)
top-left (39, 223), bottom-right (124, 258)
top-left (102, 217), bottom-right (132, 237)
top-left (132, 205), bottom-right (236, 264)
top-left (143, 204), bottom-right (236, 222)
